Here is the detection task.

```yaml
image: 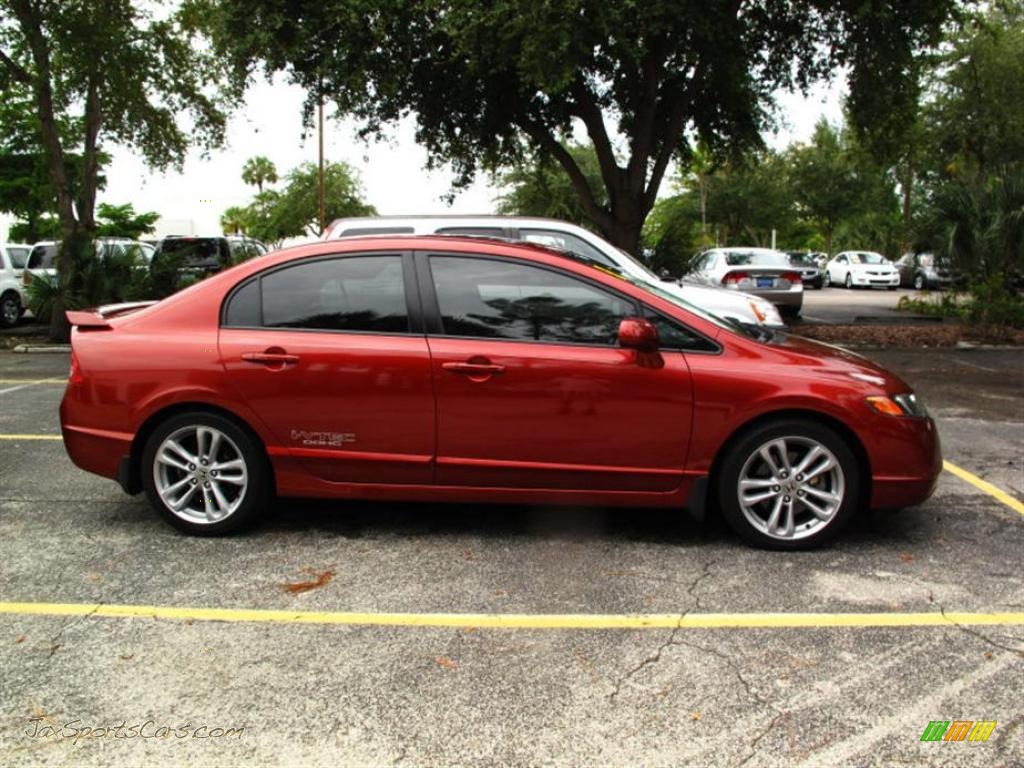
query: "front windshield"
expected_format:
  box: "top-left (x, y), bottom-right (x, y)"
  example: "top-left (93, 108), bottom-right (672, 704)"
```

top-left (724, 250), bottom-right (790, 267)
top-left (851, 252), bottom-right (886, 265)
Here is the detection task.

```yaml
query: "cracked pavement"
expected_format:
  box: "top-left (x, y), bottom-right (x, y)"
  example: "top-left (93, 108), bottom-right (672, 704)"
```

top-left (1, 347), bottom-right (1022, 767)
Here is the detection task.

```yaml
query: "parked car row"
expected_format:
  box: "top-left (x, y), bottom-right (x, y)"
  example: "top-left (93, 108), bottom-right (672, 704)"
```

top-left (0, 241), bottom-right (32, 326)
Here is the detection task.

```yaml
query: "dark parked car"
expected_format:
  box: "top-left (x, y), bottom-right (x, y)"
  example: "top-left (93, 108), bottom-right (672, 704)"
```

top-left (786, 252), bottom-right (823, 289)
top-left (895, 253), bottom-right (963, 291)
top-left (151, 236), bottom-right (268, 292)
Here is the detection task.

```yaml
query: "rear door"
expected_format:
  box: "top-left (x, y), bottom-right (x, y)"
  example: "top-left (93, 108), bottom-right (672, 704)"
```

top-left (419, 251), bottom-right (694, 492)
top-left (219, 251), bottom-right (435, 485)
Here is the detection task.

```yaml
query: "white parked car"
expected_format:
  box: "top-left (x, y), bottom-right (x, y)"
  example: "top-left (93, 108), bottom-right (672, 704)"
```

top-left (1, 242), bottom-right (32, 327)
top-left (824, 251), bottom-right (899, 289)
top-left (22, 237), bottom-right (154, 290)
top-left (686, 247), bottom-right (804, 317)
top-left (322, 216), bottom-right (785, 329)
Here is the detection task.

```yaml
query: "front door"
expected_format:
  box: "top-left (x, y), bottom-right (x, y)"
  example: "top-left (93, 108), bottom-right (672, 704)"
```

top-left (219, 252), bottom-right (434, 485)
top-left (420, 252), bottom-right (694, 493)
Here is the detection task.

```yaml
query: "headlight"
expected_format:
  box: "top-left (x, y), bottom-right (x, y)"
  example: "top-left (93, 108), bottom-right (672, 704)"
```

top-left (866, 393), bottom-right (928, 417)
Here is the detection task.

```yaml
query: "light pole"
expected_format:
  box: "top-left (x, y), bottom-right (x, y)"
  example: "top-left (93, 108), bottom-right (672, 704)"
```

top-left (317, 76), bottom-right (325, 236)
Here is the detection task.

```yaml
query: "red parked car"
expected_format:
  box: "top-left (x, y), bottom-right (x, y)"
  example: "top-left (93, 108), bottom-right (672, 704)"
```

top-left (60, 236), bottom-right (941, 549)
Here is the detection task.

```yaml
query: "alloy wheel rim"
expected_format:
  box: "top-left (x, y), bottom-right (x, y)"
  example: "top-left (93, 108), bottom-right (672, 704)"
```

top-left (737, 436), bottom-right (845, 541)
top-left (153, 425), bottom-right (248, 524)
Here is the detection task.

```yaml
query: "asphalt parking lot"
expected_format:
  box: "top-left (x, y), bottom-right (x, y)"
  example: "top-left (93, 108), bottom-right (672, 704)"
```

top-left (799, 286), bottom-right (917, 324)
top-left (1, 346), bottom-right (1022, 767)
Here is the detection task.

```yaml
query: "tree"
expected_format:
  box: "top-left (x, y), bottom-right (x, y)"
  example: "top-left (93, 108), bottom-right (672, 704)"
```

top-left (225, 161), bottom-right (376, 245)
top-left (220, 205), bottom-right (249, 235)
top-left (495, 143), bottom-right (607, 228)
top-left (194, 0), bottom-right (955, 256)
top-left (0, 1), bottom-right (236, 339)
top-left (702, 152), bottom-right (795, 248)
top-left (241, 155), bottom-right (278, 193)
top-left (93, 203), bottom-right (158, 239)
top-left (271, 161), bottom-right (375, 239)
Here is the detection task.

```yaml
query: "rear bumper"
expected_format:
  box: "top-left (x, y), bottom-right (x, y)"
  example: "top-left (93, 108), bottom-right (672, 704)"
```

top-left (748, 288), bottom-right (803, 309)
top-left (60, 396), bottom-right (132, 484)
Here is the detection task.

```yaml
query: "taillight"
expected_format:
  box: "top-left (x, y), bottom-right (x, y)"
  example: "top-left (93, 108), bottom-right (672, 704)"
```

top-left (782, 271), bottom-right (802, 284)
top-left (23, 271), bottom-right (31, 287)
top-left (69, 349), bottom-right (84, 385)
top-left (722, 271), bottom-right (749, 285)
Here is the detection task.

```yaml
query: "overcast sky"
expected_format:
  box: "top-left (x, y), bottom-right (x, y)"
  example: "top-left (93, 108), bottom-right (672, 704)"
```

top-left (2, 73), bottom-right (844, 242)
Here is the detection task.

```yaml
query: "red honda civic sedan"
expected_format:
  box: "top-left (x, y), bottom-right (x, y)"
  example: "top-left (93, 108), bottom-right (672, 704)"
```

top-left (60, 236), bottom-right (941, 548)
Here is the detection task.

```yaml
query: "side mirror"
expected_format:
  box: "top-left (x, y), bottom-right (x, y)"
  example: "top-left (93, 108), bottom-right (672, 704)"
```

top-left (618, 317), bottom-right (659, 352)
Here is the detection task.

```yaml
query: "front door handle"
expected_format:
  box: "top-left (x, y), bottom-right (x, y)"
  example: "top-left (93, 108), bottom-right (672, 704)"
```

top-left (442, 362), bottom-right (506, 375)
top-left (242, 349), bottom-right (300, 366)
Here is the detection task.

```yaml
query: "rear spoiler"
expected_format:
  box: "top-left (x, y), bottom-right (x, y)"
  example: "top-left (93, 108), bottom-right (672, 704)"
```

top-left (66, 301), bottom-right (158, 330)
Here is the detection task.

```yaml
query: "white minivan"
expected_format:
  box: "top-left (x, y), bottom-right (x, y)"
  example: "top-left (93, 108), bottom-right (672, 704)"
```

top-left (323, 216), bottom-right (785, 329)
top-left (1, 242), bottom-right (32, 327)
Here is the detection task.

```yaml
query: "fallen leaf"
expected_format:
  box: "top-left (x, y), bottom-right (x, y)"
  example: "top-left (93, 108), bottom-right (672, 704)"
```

top-left (463, 550), bottom-right (475, 561)
top-left (983, 651), bottom-right (994, 660)
top-left (493, 589), bottom-right (507, 597)
top-left (15, 635), bottom-right (25, 644)
top-left (85, 572), bottom-right (101, 582)
top-left (899, 553), bottom-right (914, 563)
top-left (48, 644), bottom-right (60, 658)
top-left (463, 627), bottom-right (477, 634)
top-left (435, 656), bottom-right (458, 670)
top-left (283, 569), bottom-right (335, 594)
top-left (120, 653), bottom-right (134, 661)
top-left (691, 711), bottom-right (702, 721)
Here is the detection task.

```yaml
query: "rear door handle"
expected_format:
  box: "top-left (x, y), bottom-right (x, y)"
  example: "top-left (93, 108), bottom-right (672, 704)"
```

top-left (242, 351), bottom-right (300, 366)
top-left (442, 362), bottom-right (506, 375)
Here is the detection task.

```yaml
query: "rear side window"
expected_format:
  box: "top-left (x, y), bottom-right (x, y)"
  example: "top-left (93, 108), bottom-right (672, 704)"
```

top-left (519, 229), bottom-right (614, 267)
top-left (28, 245), bottom-right (58, 269)
top-left (338, 226), bottom-right (414, 237)
top-left (429, 255), bottom-right (634, 345)
top-left (7, 247), bottom-right (29, 269)
top-left (259, 256), bottom-right (409, 333)
top-left (435, 227), bottom-right (506, 238)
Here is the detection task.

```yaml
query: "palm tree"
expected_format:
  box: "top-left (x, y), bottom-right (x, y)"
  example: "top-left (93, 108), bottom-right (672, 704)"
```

top-left (241, 156), bottom-right (278, 193)
top-left (220, 206), bottom-right (249, 235)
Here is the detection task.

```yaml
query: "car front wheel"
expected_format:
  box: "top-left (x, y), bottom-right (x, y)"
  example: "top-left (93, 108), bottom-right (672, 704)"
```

top-left (716, 419), bottom-right (859, 549)
top-left (914, 273), bottom-right (926, 290)
top-left (1, 292), bottom-right (21, 328)
top-left (142, 412), bottom-right (271, 535)
top-left (822, 272), bottom-right (831, 288)
top-left (844, 273), bottom-right (854, 289)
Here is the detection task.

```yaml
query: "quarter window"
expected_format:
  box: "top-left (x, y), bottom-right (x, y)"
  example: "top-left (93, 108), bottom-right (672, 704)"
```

top-left (429, 256), bottom-right (634, 345)
top-left (229, 256), bottom-right (409, 333)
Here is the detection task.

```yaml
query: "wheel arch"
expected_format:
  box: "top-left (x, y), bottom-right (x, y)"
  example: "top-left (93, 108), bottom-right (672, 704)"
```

top-left (706, 408), bottom-right (872, 517)
top-left (125, 402), bottom-right (276, 496)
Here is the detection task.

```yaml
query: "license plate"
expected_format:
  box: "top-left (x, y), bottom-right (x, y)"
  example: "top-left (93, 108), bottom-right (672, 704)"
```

top-left (757, 277), bottom-right (774, 288)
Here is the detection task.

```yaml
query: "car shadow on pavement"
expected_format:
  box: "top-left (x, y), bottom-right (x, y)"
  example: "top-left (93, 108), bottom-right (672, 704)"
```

top-left (258, 499), bottom-right (726, 548)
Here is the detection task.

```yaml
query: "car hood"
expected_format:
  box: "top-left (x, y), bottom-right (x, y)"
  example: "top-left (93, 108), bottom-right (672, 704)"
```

top-left (847, 263), bottom-right (897, 272)
top-left (766, 332), bottom-right (911, 391)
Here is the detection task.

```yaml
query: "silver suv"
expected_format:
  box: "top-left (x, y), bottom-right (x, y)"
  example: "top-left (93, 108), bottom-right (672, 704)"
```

top-left (1, 242), bottom-right (31, 327)
top-left (323, 217), bottom-right (785, 328)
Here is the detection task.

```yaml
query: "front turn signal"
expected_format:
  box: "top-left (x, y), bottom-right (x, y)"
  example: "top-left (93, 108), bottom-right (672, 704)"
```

top-left (865, 396), bottom-right (905, 416)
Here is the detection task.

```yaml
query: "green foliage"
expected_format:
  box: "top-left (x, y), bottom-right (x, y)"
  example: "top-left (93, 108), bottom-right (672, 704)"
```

top-left (495, 143), bottom-right (606, 227)
top-left (191, 0), bottom-right (954, 252)
top-left (220, 205), bottom-right (249, 235)
top-left (223, 161), bottom-right (376, 245)
top-left (241, 156), bottom-right (278, 192)
top-left (93, 203), bottom-right (159, 239)
top-left (8, 216), bottom-right (59, 242)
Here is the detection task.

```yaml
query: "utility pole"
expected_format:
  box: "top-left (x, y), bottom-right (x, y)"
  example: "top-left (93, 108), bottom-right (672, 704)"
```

top-left (317, 75), bottom-right (325, 237)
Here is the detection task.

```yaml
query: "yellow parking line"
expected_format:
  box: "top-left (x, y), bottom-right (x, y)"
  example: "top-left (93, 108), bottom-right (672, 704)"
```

top-left (944, 460), bottom-right (1024, 516)
top-left (0, 434), bottom-right (61, 440)
top-left (0, 602), bottom-right (1021, 630)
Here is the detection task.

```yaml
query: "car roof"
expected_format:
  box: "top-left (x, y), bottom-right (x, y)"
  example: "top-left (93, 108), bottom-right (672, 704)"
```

top-left (324, 215), bottom-right (597, 238)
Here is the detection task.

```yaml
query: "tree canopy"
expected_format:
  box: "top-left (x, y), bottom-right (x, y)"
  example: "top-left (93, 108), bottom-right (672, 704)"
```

top-left (192, 0), bottom-right (956, 255)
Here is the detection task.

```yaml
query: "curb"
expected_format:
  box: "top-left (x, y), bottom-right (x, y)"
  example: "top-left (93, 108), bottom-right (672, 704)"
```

top-left (12, 344), bottom-right (71, 354)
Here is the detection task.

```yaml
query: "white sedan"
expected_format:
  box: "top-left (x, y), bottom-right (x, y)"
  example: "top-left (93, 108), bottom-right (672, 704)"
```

top-left (824, 251), bottom-right (899, 289)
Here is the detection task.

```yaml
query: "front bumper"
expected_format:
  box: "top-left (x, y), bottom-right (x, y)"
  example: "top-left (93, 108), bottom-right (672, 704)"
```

top-left (869, 416), bottom-right (942, 509)
top-left (852, 273), bottom-right (899, 288)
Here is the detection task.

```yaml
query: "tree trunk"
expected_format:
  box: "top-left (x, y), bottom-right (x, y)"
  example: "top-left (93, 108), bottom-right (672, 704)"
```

top-left (900, 167), bottom-right (914, 253)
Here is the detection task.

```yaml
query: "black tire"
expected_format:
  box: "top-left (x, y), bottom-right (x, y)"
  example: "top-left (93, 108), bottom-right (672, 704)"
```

top-left (141, 411), bottom-right (272, 535)
top-left (887, 285), bottom-right (898, 291)
top-left (780, 305), bottom-right (801, 320)
top-left (1, 291), bottom-right (21, 328)
top-left (822, 272), bottom-right (831, 288)
top-left (844, 273), bottom-right (854, 289)
top-left (715, 418), bottom-right (861, 550)
top-left (914, 273), bottom-right (926, 291)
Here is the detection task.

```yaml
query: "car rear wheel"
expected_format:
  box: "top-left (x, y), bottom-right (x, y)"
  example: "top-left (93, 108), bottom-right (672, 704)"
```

top-left (914, 273), bottom-right (925, 290)
top-left (142, 412), bottom-right (271, 535)
top-left (716, 419), bottom-right (859, 550)
top-left (1, 292), bottom-right (21, 328)
top-left (822, 272), bottom-right (831, 288)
